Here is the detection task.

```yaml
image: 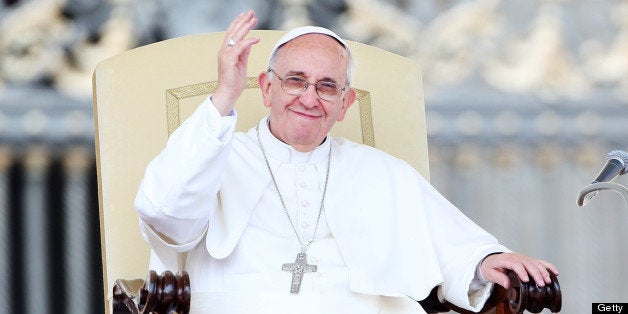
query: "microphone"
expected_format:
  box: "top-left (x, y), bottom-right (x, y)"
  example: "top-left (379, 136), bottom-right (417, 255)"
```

top-left (581, 150), bottom-right (628, 205)
top-left (592, 150), bottom-right (628, 183)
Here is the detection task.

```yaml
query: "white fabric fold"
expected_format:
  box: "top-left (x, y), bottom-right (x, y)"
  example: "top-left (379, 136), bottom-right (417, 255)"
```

top-left (134, 96), bottom-right (510, 312)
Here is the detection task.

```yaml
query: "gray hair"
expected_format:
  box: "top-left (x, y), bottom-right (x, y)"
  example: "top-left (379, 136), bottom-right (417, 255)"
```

top-left (267, 38), bottom-right (355, 86)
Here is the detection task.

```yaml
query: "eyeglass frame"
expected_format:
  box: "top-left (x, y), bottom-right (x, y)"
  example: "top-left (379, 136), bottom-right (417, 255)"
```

top-left (267, 68), bottom-right (349, 102)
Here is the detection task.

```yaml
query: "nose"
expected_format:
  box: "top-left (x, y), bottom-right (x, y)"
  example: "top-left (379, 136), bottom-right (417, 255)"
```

top-left (298, 83), bottom-right (320, 108)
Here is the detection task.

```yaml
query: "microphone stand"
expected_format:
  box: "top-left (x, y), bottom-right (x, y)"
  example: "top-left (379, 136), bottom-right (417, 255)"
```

top-left (577, 182), bottom-right (628, 206)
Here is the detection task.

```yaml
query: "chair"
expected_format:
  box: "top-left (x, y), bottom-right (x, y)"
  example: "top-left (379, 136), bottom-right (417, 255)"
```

top-left (92, 30), bottom-right (559, 314)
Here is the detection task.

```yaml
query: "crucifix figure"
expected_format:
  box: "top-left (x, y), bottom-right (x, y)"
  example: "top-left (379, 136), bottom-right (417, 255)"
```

top-left (282, 252), bottom-right (318, 294)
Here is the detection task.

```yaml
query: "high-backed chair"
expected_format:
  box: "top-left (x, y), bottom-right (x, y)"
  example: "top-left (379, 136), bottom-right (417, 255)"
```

top-left (93, 30), bottom-right (559, 314)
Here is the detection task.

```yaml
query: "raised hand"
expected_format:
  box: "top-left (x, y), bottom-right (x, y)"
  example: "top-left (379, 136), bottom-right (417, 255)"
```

top-left (212, 10), bottom-right (260, 116)
top-left (480, 252), bottom-right (559, 289)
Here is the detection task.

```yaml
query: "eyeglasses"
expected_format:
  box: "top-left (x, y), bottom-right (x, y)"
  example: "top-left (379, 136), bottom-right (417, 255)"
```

top-left (268, 69), bottom-right (347, 101)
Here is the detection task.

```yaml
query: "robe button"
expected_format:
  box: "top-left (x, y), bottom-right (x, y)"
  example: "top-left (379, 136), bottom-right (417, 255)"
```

top-left (301, 200), bottom-right (309, 207)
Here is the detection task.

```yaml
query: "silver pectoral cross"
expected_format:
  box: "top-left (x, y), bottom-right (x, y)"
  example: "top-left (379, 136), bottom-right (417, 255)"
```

top-left (281, 252), bottom-right (318, 294)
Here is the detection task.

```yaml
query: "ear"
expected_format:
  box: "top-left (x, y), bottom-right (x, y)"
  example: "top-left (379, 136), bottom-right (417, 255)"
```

top-left (258, 71), bottom-right (272, 108)
top-left (336, 88), bottom-right (356, 122)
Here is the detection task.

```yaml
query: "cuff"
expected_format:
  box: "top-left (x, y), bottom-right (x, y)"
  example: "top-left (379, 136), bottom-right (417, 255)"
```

top-left (206, 96), bottom-right (237, 139)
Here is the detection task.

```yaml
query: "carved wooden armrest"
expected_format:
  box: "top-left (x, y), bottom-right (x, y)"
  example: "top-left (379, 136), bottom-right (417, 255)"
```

top-left (420, 270), bottom-right (561, 313)
top-left (113, 269), bottom-right (560, 313)
top-left (112, 270), bottom-right (190, 314)
top-left (499, 270), bottom-right (561, 313)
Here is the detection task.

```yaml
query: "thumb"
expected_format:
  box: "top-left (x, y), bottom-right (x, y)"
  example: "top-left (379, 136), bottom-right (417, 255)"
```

top-left (482, 268), bottom-right (511, 289)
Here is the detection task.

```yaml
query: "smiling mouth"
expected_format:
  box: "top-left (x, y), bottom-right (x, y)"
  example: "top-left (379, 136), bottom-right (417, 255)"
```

top-left (290, 109), bottom-right (322, 119)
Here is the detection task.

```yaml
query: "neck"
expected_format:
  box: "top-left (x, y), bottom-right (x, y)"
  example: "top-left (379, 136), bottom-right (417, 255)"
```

top-left (291, 143), bottom-right (319, 153)
top-left (267, 121), bottom-right (327, 153)
top-left (287, 137), bottom-right (329, 153)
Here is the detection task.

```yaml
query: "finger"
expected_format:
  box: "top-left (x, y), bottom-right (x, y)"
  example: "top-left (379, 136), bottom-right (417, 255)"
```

top-left (221, 37), bottom-right (260, 64)
top-left (534, 260), bottom-right (559, 285)
top-left (234, 11), bottom-right (258, 42)
top-left (483, 268), bottom-right (511, 289)
top-left (508, 261), bottom-right (530, 283)
top-left (522, 261), bottom-right (550, 287)
top-left (224, 12), bottom-right (246, 44)
top-left (227, 10), bottom-right (252, 34)
top-left (226, 10), bottom-right (256, 44)
top-left (238, 38), bottom-right (261, 61)
top-left (527, 259), bottom-right (559, 284)
top-left (539, 260), bottom-right (559, 276)
top-left (224, 11), bottom-right (253, 46)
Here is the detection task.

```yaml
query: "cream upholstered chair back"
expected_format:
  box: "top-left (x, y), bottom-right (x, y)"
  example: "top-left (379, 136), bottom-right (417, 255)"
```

top-left (93, 30), bottom-right (429, 313)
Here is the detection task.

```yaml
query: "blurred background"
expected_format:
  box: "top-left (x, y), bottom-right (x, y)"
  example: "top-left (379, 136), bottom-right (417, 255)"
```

top-left (1, 0), bottom-right (627, 313)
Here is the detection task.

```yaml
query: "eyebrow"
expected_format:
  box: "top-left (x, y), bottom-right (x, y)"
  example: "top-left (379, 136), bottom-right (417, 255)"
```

top-left (285, 71), bottom-right (338, 83)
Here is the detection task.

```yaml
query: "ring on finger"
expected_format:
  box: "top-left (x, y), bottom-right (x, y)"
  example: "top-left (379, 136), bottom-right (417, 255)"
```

top-left (227, 38), bottom-right (236, 47)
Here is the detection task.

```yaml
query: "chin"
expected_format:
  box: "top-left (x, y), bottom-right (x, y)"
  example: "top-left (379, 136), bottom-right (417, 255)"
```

top-left (286, 130), bottom-right (321, 147)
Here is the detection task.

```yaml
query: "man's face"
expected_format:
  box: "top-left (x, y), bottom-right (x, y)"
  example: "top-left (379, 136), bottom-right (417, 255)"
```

top-left (259, 34), bottom-right (356, 152)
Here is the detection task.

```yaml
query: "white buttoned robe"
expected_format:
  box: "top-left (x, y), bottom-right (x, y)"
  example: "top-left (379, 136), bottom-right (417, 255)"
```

top-left (135, 97), bottom-right (510, 313)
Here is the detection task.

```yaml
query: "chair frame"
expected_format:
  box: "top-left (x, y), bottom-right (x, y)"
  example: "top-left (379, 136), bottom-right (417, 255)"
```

top-left (93, 30), bottom-right (559, 314)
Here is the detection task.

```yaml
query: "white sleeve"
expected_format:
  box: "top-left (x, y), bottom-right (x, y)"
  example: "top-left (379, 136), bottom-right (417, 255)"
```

top-left (134, 96), bottom-right (237, 246)
top-left (418, 175), bottom-right (511, 311)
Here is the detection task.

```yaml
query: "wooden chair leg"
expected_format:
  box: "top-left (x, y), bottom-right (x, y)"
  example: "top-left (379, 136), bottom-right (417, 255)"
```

top-left (495, 303), bottom-right (513, 314)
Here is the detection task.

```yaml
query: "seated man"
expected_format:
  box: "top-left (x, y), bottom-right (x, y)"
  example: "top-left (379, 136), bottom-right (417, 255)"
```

top-left (134, 10), bottom-right (558, 314)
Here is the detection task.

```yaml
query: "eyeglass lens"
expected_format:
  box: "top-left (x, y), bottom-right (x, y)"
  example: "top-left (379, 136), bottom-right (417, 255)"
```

top-left (271, 70), bottom-right (343, 101)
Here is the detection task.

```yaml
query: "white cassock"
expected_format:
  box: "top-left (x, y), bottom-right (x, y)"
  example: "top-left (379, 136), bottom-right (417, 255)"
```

top-left (135, 97), bottom-right (511, 313)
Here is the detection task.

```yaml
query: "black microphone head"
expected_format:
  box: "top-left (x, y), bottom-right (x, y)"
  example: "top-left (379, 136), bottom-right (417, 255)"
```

top-left (606, 150), bottom-right (628, 175)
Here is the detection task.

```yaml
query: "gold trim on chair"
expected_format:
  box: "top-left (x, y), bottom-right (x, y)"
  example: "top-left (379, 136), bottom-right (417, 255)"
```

top-left (165, 78), bottom-right (375, 146)
top-left (354, 89), bottom-right (375, 147)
